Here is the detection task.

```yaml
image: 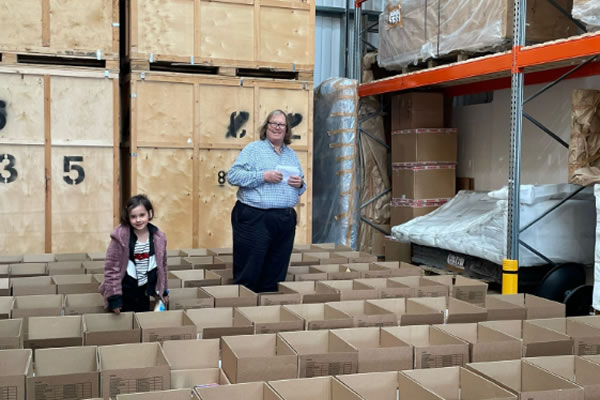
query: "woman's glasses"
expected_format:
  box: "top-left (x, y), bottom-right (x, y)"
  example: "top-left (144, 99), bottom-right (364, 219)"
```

top-left (268, 122), bottom-right (286, 129)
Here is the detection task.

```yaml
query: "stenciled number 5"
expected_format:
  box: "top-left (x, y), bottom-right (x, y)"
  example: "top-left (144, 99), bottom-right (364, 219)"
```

top-left (63, 156), bottom-right (85, 185)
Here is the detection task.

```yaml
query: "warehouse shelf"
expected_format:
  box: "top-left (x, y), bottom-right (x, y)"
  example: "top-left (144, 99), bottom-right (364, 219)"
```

top-left (358, 31), bottom-right (600, 98)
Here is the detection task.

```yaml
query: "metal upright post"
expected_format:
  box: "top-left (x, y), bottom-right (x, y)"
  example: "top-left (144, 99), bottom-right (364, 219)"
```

top-left (503, 0), bottom-right (527, 294)
top-left (354, 3), bottom-right (362, 82)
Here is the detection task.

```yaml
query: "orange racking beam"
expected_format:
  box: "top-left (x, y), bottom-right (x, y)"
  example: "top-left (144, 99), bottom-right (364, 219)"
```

top-left (518, 33), bottom-right (600, 68)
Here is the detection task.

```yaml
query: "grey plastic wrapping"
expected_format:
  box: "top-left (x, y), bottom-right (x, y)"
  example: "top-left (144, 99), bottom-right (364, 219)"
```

top-left (313, 78), bottom-right (359, 247)
top-left (573, 0), bottom-right (600, 29)
top-left (379, 0), bottom-right (577, 69)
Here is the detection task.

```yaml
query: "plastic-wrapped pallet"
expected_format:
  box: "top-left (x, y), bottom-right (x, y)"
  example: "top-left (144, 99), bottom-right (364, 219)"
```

top-left (572, 0), bottom-right (600, 30)
top-left (379, 0), bottom-right (577, 69)
top-left (594, 184), bottom-right (600, 312)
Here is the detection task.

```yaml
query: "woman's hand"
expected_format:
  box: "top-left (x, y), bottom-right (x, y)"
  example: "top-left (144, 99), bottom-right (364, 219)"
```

top-left (288, 175), bottom-right (303, 188)
top-left (264, 170), bottom-right (283, 183)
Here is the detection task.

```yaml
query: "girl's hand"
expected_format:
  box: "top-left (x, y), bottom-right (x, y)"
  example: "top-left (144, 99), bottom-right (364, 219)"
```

top-left (163, 296), bottom-right (169, 305)
top-left (112, 307), bottom-right (121, 315)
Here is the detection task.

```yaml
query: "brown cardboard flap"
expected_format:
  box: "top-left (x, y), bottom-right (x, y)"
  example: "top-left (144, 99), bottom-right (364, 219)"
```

top-left (116, 389), bottom-right (193, 399)
top-left (0, 318), bottom-right (23, 350)
top-left (485, 296), bottom-right (528, 321)
top-left (259, 292), bottom-right (302, 306)
top-left (162, 338), bottom-right (219, 370)
top-left (200, 285), bottom-right (258, 307)
top-left (185, 307), bottom-right (254, 338)
top-left (268, 376), bottom-right (364, 399)
top-left (338, 371), bottom-right (403, 400)
top-left (193, 381), bottom-right (280, 400)
top-left (170, 367), bottom-right (230, 389)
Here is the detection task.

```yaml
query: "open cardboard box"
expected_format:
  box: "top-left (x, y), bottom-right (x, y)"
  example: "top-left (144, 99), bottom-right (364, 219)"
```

top-left (278, 281), bottom-right (340, 304)
top-left (0, 318), bottom-right (23, 349)
top-left (170, 270), bottom-right (221, 287)
top-left (27, 345), bottom-right (99, 400)
top-left (286, 266), bottom-right (328, 282)
top-left (366, 298), bottom-right (444, 326)
top-left (0, 255), bottom-right (23, 264)
top-left (259, 292), bottom-right (303, 306)
top-left (168, 288), bottom-right (214, 310)
top-left (301, 252), bottom-right (348, 266)
top-left (308, 265), bottom-right (361, 281)
top-left (488, 294), bottom-right (565, 319)
top-left (528, 318), bottom-right (600, 356)
top-left (333, 251), bottom-right (378, 263)
top-left (64, 293), bottom-right (105, 315)
top-left (342, 263), bottom-right (400, 279)
top-left (82, 312), bottom-right (141, 346)
top-left (282, 303), bottom-right (354, 330)
top-left (485, 295), bottom-right (528, 321)
top-left (12, 294), bottom-right (64, 332)
top-left (222, 333), bottom-right (298, 383)
top-left (383, 325), bottom-right (469, 369)
top-left (268, 376), bottom-right (366, 400)
top-left (86, 252), bottom-right (106, 261)
top-left (51, 274), bottom-right (100, 294)
top-left (331, 326), bottom-right (413, 372)
top-left (200, 285), bottom-right (258, 307)
top-left (466, 359), bottom-right (584, 400)
top-left (55, 253), bottom-right (87, 262)
top-left (480, 320), bottom-right (574, 357)
top-left (194, 381), bottom-right (280, 400)
top-left (23, 254), bottom-right (55, 263)
top-left (83, 261), bottom-right (105, 275)
top-left (170, 368), bottom-right (230, 390)
top-left (0, 348), bottom-right (32, 400)
top-left (135, 310), bottom-right (197, 342)
top-left (0, 296), bottom-right (14, 319)
top-left (116, 389), bottom-right (194, 400)
top-left (316, 281), bottom-right (379, 301)
top-left (47, 261), bottom-right (84, 275)
top-left (325, 300), bottom-right (397, 328)
top-left (434, 323), bottom-right (522, 362)
top-left (163, 338), bottom-right (219, 370)
top-left (11, 276), bottom-right (56, 296)
top-left (409, 297), bottom-right (488, 324)
top-left (185, 307), bottom-right (254, 339)
top-left (354, 277), bottom-right (417, 299)
top-left (376, 261), bottom-right (424, 277)
top-left (180, 248), bottom-right (210, 257)
top-left (98, 342), bottom-right (170, 399)
top-left (211, 268), bottom-right (234, 285)
top-left (25, 315), bottom-right (83, 351)
top-left (389, 276), bottom-right (450, 297)
top-left (9, 263), bottom-right (47, 278)
top-left (0, 278), bottom-right (8, 296)
top-left (208, 247), bottom-right (233, 256)
top-left (234, 305), bottom-right (304, 334)
top-left (569, 316), bottom-right (600, 354)
top-left (279, 330), bottom-right (359, 378)
top-left (426, 275), bottom-right (488, 307)
top-left (0, 265), bottom-right (8, 279)
top-left (182, 256), bottom-right (215, 268)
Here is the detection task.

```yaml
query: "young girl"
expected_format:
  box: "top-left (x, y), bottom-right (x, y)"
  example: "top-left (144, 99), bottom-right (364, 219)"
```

top-left (99, 194), bottom-right (169, 313)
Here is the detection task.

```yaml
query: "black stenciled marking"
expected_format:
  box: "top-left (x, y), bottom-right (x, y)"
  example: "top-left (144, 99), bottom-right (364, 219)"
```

top-left (287, 113), bottom-right (303, 128)
top-left (63, 156), bottom-right (85, 185)
top-left (0, 153), bottom-right (17, 183)
top-left (0, 100), bottom-right (6, 130)
top-left (217, 170), bottom-right (227, 185)
top-left (226, 111), bottom-right (250, 139)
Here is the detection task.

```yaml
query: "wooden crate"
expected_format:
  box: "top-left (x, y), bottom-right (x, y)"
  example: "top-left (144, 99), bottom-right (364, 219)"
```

top-left (127, 0), bottom-right (315, 72)
top-left (0, 65), bottom-right (120, 254)
top-left (0, 0), bottom-right (119, 64)
top-left (129, 70), bottom-right (313, 248)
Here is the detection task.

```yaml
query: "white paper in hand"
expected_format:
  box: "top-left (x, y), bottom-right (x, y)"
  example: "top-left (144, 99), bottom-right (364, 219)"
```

top-left (277, 165), bottom-right (300, 184)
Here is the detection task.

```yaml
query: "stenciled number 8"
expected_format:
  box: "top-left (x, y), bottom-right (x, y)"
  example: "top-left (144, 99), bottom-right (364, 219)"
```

top-left (217, 170), bottom-right (227, 185)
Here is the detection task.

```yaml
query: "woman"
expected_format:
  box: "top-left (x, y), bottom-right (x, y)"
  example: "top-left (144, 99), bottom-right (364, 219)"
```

top-left (227, 110), bottom-right (306, 293)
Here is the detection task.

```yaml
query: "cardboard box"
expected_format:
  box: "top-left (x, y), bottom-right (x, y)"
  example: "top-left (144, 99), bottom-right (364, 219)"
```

top-left (116, 389), bottom-right (194, 400)
top-left (467, 359), bottom-right (584, 400)
top-left (170, 368), bottom-right (229, 390)
top-left (434, 323), bottom-right (522, 362)
top-left (283, 303), bottom-right (354, 330)
top-left (278, 281), bottom-right (340, 304)
top-left (0, 265), bottom-right (9, 279)
top-left (211, 268), bottom-right (234, 285)
top-left (168, 288), bottom-right (214, 310)
top-left (382, 325), bottom-right (469, 369)
top-left (409, 296), bottom-right (488, 324)
top-left (384, 239), bottom-right (411, 263)
top-left (135, 310), bottom-right (197, 343)
top-left (63, 293), bottom-right (105, 315)
top-left (286, 266), bottom-right (328, 282)
top-left (268, 376), bottom-right (365, 400)
top-left (47, 261), bottom-right (84, 275)
top-left (258, 292), bottom-right (302, 306)
top-left (376, 261), bottom-right (423, 276)
top-left (180, 248), bottom-right (210, 257)
top-left (23, 254), bottom-right (55, 263)
top-left (200, 285), bottom-right (258, 308)
top-left (98, 342), bottom-right (170, 399)
top-left (343, 263), bottom-right (405, 279)
top-left (0, 349), bottom-right (32, 400)
top-left (185, 308), bottom-right (254, 339)
top-left (0, 255), bottom-right (23, 264)
top-left (86, 252), bottom-right (106, 261)
top-left (525, 355), bottom-right (600, 400)
top-left (481, 320), bottom-right (574, 357)
top-left (326, 300), bottom-right (398, 328)
top-left (354, 278), bottom-right (417, 299)
top-left (391, 128), bottom-right (457, 164)
top-left (366, 298), bottom-right (444, 326)
top-left (208, 247), bottom-right (233, 256)
top-left (54, 253), bottom-right (87, 262)
top-left (335, 371), bottom-right (403, 399)
top-left (182, 256), bottom-right (223, 270)
top-left (12, 295), bottom-right (64, 332)
top-left (51, 274), bottom-right (100, 294)
top-left (0, 278), bottom-right (9, 296)
top-left (488, 293), bottom-right (565, 319)
top-left (528, 318), bottom-right (600, 356)
top-left (194, 381), bottom-right (279, 400)
top-left (25, 315), bottom-right (83, 350)
top-left (9, 263), bottom-right (48, 279)
top-left (0, 318), bottom-right (23, 349)
top-left (0, 296), bottom-right (14, 319)
top-left (400, 366), bottom-right (517, 400)
top-left (82, 312), bottom-right (141, 346)
top-left (170, 270), bottom-right (221, 288)
top-left (391, 93), bottom-right (444, 131)
top-left (392, 164), bottom-right (456, 200)
top-left (308, 265), bottom-right (361, 281)
top-left (485, 295), bottom-right (528, 321)
top-left (333, 252), bottom-right (378, 264)
top-left (10, 276), bottom-right (56, 296)
top-left (300, 252), bottom-right (348, 266)
top-left (331, 327), bottom-right (413, 372)
top-left (27, 346), bottom-right (99, 400)
top-left (450, 276), bottom-right (488, 307)
top-left (279, 330), bottom-right (359, 377)
top-left (83, 261), bottom-right (105, 275)
top-left (234, 305), bottom-right (304, 334)
top-left (390, 276), bottom-right (450, 297)
top-left (316, 281), bottom-right (379, 301)
top-left (222, 334), bottom-right (298, 383)
top-left (167, 249), bottom-right (183, 257)
top-left (390, 199), bottom-right (444, 226)
top-left (163, 338), bottom-right (219, 370)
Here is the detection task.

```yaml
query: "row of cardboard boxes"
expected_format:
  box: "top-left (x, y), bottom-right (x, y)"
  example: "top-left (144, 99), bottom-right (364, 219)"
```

top-left (0, 293), bottom-right (567, 350)
top-left (3, 315), bottom-right (600, 400)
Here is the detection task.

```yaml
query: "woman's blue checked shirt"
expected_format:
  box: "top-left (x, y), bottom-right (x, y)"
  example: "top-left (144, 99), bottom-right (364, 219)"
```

top-left (227, 139), bottom-right (306, 209)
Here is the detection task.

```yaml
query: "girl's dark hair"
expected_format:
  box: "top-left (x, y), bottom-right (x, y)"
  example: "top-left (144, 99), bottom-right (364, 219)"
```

top-left (120, 194), bottom-right (154, 226)
top-left (259, 109), bottom-right (293, 145)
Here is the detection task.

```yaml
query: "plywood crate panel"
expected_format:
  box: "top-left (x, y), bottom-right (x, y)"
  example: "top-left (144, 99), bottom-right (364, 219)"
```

top-left (128, 0), bottom-right (315, 71)
top-left (0, 65), bottom-right (120, 255)
top-left (129, 70), bottom-right (312, 249)
top-left (0, 0), bottom-right (119, 61)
